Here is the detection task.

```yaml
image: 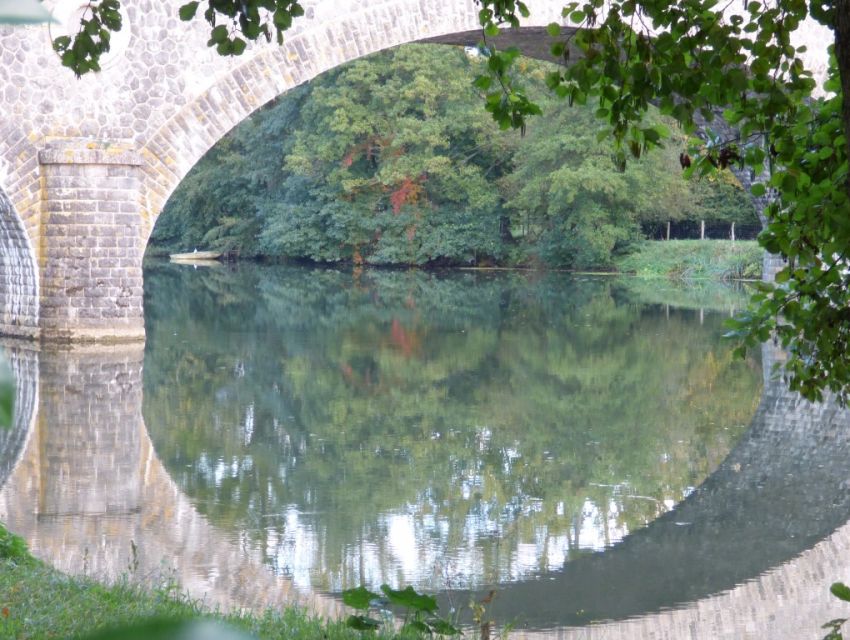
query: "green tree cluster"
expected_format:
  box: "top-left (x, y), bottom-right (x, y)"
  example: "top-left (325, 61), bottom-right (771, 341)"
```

top-left (151, 45), bottom-right (754, 269)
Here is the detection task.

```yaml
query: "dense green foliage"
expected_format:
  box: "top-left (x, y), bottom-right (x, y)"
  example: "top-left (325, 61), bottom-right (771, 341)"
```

top-left (150, 45), bottom-right (755, 269)
top-left (616, 240), bottom-right (763, 280)
top-left (727, 59), bottom-right (850, 402)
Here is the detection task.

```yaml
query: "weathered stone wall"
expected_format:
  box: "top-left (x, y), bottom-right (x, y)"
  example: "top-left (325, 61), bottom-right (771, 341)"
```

top-left (37, 143), bottom-right (145, 342)
top-left (763, 251), bottom-right (786, 282)
top-left (0, 190), bottom-right (39, 338)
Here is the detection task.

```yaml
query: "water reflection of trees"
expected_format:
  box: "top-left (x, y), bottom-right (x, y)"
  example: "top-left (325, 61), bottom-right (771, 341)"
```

top-left (142, 264), bottom-right (761, 591)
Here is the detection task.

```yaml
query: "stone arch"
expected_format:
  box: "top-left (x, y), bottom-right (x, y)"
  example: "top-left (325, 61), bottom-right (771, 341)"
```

top-left (135, 18), bottom-right (789, 252)
top-left (135, 2), bottom-right (564, 245)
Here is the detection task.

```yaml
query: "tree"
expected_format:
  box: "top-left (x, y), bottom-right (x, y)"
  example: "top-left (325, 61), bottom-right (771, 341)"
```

top-left (154, 46), bottom-right (752, 267)
top-left (55, 1), bottom-right (850, 401)
top-left (267, 46), bottom-right (506, 265)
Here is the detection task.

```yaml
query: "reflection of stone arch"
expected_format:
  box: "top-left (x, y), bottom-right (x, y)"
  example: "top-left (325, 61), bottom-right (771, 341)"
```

top-left (0, 344), bottom-right (340, 615)
top-left (450, 344), bottom-right (850, 628)
top-left (0, 346), bottom-right (37, 490)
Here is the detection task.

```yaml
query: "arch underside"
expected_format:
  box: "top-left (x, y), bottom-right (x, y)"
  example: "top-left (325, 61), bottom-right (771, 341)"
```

top-left (0, 189), bottom-right (38, 339)
top-left (142, 21), bottom-right (775, 248)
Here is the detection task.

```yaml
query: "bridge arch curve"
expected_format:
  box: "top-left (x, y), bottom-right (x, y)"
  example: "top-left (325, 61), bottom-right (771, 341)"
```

top-left (0, 184), bottom-right (39, 340)
top-left (135, 1), bottom-right (566, 242)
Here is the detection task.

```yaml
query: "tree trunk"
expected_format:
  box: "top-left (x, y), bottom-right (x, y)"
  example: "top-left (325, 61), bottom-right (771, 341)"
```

top-left (499, 213), bottom-right (512, 242)
top-left (836, 0), bottom-right (850, 194)
top-left (731, 221), bottom-right (735, 242)
top-left (666, 220), bottom-right (671, 240)
top-left (700, 220), bottom-right (705, 240)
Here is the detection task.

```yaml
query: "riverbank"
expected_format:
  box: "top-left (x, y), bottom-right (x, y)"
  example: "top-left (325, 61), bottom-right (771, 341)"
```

top-left (149, 239), bottom-right (764, 282)
top-left (615, 240), bottom-right (762, 280)
top-left (0, 525), bottom-right (357, 640)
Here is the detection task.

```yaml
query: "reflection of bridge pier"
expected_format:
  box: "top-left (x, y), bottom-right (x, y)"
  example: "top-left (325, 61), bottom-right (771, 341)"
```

top-left (0, 344), bottom-right (144, 578)
top-left (0, 343), bottom-right (338, 615)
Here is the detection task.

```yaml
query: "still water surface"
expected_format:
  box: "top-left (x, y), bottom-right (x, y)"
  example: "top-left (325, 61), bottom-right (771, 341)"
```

top-left (141, 263), bottom-right (760, 599)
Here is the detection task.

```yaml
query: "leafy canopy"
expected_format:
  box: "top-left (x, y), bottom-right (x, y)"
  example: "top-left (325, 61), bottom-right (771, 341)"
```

top-left (152, 45), bottom-right (754, 268)
top-left (54, 0), bottom-right (850, 401)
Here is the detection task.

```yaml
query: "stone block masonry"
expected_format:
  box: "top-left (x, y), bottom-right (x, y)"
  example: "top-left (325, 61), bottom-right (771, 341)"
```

top-left (37, 142), bottom-right (145, 342)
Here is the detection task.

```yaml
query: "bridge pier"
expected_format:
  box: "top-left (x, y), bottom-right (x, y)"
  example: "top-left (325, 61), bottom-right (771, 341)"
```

top-left (36, 141), bottom-right (146, 343)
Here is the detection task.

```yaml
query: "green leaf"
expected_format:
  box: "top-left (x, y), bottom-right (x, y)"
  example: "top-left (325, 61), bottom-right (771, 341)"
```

top-left (53, 35), bottom-right (71, 52)
top-left (831, 583), bottom-right (850, 602)
top-left (751, 183), bottom-right (766, 197)
top-left (231, 37), bottom-right (247, 55)
top-left (546, 22), bottom-right (561, 37)
top-left (342, 586), bottom-right (381, 610)
top-left (473, 75), bottom-right (492, 90)
top-left (380, 585), bottom-right (437, 613)
top-left (403, 621), bottom-right (432, 635)
top-left (178, 2), bottom-right (200, 21)
top-left (210, 25), bottom-right (229, 43)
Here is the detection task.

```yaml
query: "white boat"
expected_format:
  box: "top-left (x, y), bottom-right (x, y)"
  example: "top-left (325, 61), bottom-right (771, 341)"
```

top-left (169, 250), bottom-right (222, 263)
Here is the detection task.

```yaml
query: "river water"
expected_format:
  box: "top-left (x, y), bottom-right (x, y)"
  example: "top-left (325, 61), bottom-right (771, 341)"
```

top-left (143, 263), bottom-right (759, 591)
top-left (4, 262), bottom-right (850, 638)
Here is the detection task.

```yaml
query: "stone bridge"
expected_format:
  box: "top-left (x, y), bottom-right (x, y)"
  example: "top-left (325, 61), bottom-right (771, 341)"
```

top-left (0, 0), bottom-right (832, 342)
top-left (2, 341), bottom-right (850, 639)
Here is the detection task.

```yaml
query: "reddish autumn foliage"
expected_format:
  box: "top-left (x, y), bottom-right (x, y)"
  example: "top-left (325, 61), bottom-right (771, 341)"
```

top-left (389, 177), bottom-right (423, 214)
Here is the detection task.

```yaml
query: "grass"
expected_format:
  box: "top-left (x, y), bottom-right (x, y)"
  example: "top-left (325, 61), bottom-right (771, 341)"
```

top-left (615, 240), bottom-right (763, 281)
top-left (0, 525), bottom-right (368, 640)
